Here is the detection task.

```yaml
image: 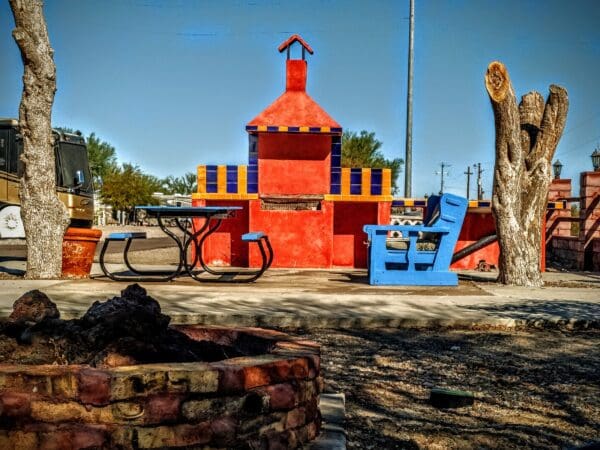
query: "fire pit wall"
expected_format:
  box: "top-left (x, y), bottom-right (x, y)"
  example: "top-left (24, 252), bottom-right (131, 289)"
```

top-left (0, 326), bottom-right (322, 449)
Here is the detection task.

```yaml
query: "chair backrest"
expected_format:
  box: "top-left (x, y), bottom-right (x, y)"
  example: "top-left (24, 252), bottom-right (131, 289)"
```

top-left (423, 195), bottom-right (441, 226)
top-left (429, 193), bottom-right (468, 268)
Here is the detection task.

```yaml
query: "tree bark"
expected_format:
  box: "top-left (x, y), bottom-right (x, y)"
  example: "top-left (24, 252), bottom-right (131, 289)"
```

top-left (10, 0), bottom-right (70, 279)
top-left (485, 61), bottom-right (568, 286)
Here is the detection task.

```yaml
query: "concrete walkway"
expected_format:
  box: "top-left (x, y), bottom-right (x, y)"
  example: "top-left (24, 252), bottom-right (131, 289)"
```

top-left (0, 263), bottom-right (598, 328)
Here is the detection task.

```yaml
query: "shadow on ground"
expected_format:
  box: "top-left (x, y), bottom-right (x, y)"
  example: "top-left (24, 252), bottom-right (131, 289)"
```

top-left (462, 300), bottom-right (600, 323)
top-left (297, 327), bottom-right (600, 450)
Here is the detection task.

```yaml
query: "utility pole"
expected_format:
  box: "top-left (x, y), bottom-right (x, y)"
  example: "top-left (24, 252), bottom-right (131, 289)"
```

top-left (464, 166), bottom-right (473, 199)
top-left (435, 162), bottom-right (450, 194)
top-left (404, 0), bottom-right (414, 198)
top-left (474, 163), bottom-right (484, 200)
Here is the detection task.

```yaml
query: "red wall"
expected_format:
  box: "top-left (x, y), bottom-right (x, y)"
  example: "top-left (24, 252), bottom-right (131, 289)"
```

top-left (249, 199), bottom-right (334, 268)
top-left (258, 134), bottom-right (331, 195)
top-left (451, 211), bottom-right (500, 270)
top-left (191, 199), bottom-right (250, 267)
top-left (332, 202), bottom-right (391, 268)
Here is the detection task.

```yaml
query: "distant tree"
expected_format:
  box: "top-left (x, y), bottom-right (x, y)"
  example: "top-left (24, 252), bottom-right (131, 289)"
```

top-left (86, 133), bottom-right (117, 186)
top-left (161, 172), bottom-right (197, 195)
top-left (342, 130), bottom-right (403, 193)
top-left (101, 163), bottom-right (161, 219)
top-left (10, 0), bottom-right (70, 279)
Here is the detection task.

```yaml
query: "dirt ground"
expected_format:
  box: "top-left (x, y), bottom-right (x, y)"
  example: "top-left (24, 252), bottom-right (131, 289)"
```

top-left (294, 327), bottom-right (600, 450)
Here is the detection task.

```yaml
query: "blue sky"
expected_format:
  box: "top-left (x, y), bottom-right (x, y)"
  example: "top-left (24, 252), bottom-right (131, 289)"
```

top-left (1, 0), bottom-right (599, 198)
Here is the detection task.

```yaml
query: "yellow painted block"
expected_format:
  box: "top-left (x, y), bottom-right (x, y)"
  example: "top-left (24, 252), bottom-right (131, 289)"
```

top-left (382, 169), bottom-right (392, 196)
top-left (238, 165), bottom-right (247, 195)
top-left (192, 193), bottom-right (258, 200)
top-left (361, 168), bottom-right (371, 195)
top-left (404, 199), bottom-right (414, 207)
top-left (341, 168), bottom-right (351, 195)
top-left (217, 165), bottom-right (227, 194)
top-left (468, 200), bottom-right (478, 208)
top-left (196, 166), bottom-right (206, 193)
top-left (278, 126), bottom-right (288, 132)
top-left (321, 127), bottom-right (330, 133)
top-left (299, 126), bottom-right (309, 132)
top-left (257, 125), bottom-right (267, 132)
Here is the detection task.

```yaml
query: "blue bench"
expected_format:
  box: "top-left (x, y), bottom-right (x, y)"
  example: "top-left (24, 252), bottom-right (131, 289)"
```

top-left (98, 231), bottom-right (184, 281)
top-left (197, 231), bottom-right (273, 283)
top-left (363, 193), bottom-right (468, 286)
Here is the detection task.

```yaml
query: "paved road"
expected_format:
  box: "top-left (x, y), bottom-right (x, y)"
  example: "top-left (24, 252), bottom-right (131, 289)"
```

top-left (0, 236), bottom-right (176, 258)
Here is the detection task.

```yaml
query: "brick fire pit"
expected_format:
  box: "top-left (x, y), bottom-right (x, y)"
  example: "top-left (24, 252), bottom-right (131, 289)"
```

top-left (0, 326), bottom-right (322, 449)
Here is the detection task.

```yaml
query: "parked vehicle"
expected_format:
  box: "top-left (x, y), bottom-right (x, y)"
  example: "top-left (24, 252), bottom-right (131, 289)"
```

top-left (0, 118), bottom-right (94, 238)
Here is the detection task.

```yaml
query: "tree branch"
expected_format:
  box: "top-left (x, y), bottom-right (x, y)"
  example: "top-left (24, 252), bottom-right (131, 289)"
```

top-left (527, 85), bottom-right (569, 166)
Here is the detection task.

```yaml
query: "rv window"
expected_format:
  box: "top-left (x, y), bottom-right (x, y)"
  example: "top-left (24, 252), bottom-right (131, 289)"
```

top-left (0, 130), bottom-right (8, 171)
top-left (56, 142), bottom-right (93, 193)
top-left (8, 132), bottom-right (21, 175)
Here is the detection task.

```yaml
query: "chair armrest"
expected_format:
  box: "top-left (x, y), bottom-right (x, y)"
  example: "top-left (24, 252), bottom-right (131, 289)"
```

top-left (364, 224), bottom-right (450, 235)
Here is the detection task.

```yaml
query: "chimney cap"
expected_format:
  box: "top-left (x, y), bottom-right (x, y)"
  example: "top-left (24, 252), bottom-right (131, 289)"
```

top-left (278, 34), bottom-right (314, 55)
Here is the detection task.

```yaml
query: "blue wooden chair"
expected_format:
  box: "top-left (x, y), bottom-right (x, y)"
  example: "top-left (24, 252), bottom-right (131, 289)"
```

top-left (363, 193), bottom-right (468, 286)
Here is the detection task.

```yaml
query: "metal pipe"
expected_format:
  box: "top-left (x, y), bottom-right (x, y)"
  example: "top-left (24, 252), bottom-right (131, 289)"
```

top-left (451, 234), bottom-right (497, 263)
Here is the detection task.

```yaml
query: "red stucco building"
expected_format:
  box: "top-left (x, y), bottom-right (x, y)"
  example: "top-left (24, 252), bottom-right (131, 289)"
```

top-left (192, 36), bottom-right (392, 268)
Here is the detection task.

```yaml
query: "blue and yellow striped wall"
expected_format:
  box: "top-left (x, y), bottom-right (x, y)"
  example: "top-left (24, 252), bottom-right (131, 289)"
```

top-left (325, 167), bottom-right (393, 202)
top-left (390, 199), bottom-right (568, 210)
top-left (326, 133), bottom-right (393, 201)
top-left (194, 165), bottom-right (259, 200)
top-left (246, 125), bottom-right (343, 134)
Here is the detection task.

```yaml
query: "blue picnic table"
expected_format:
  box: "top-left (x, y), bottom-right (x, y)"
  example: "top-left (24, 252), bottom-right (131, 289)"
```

top-left (99, 206), bottom-right (272, 283)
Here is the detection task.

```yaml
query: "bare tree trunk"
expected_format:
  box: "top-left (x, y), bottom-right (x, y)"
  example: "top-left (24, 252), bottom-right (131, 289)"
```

top-left (10, 0), bottom-right (70, 279)
top-left (485, 61), bottom-right (568, 286)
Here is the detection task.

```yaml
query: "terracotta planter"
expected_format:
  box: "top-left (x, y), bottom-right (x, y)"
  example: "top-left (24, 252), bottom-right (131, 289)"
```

top-left (62, 227), bottom-right (102, 278)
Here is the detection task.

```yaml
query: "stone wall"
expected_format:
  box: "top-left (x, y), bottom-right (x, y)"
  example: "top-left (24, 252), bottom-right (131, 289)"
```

top-left (547, 236), bottom-right (585, 270)
top-left (0, 326), bottom-right (322, 449)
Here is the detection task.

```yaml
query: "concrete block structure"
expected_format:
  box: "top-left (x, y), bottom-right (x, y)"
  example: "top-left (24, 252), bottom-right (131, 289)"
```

top-left (546, 170), bottom-right (600, 271)
top-left (192, 36), bottom-right (391, 269)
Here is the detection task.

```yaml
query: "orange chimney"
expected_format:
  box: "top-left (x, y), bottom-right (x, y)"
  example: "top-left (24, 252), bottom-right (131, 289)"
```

top-left (286, 59), bottom-right (307, 91)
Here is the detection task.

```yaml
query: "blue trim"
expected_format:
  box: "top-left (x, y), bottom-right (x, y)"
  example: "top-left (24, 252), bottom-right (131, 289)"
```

top-left (226, 166), bottom-right (238, 183)
top-left (371, 184), bottom-right (382, 195)
top-left (206, 166), bottom-right (218, 183)
top-left (227, 182), bottom-right (238, 193)
top-left (350, 168), bottom-right (362, 185)
top-left (370, 168), bottom-right (382, 185)
top-left (206, 183), bottom-right (218, 193)
top-left (350, 184), bottom-right (361, 195)
top-left (330, 184), bottom-right (341, 194)
top-left (247, 170), bottom-right (258, 184)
